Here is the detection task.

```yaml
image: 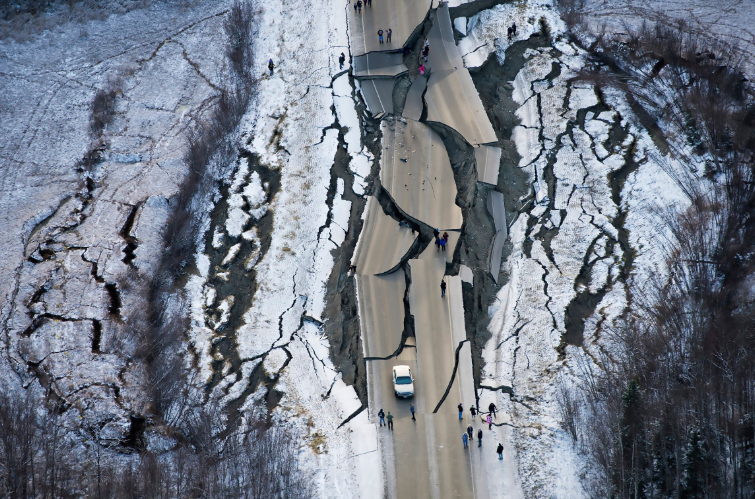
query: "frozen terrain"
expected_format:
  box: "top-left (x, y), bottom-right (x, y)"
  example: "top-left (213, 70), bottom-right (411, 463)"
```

top-left (1, 0), bottom-right (747, 496)
top-left (580, 0), bottom-right (755, 77)
top-left (0, 0), bottom-right (377, 493)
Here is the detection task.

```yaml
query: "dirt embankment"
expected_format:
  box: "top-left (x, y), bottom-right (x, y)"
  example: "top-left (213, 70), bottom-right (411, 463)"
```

top-left (454, 33), bottom-right (550, 389)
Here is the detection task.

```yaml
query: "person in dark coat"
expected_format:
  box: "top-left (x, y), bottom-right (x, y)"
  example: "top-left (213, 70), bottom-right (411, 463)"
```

top-left (339, 52), bottom-right (346, 68)
top-left (441, 279), bottom-right (447, 297)
top-left (477, 428), bottom-right (483, 447)
top-left (470, 405), bottom-right (477, 419)
top-left (268, 59), bottom-right (275, 75)
top-left (497, 443), bottom-right (504, 460)
top-left (489, 402), bottom-right (497, 418)
top-left (457, 403), bottom-right (463, 420)
top-left (378, 408), bottom-right (385, 426)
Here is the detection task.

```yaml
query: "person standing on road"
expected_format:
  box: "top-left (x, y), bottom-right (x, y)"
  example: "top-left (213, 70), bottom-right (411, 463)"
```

top-left (442, 231), bottom-right (449, 244)
top-left (339, 52), bottom-right (346, 69)
top-left (470, 405), bottom-right (477, 420)
top-left (440, 237), bottom-right (446, 251)
top-left (467, 425), bottom-right (474, 442)
top-left (357, 0), bottom-right (362, 12)
top-left (441, 279), bottom-right (447, 297)
top-left (386, 411), bottom-right (394, 430)
top-left (487, 413), bottom-right (493, 430)
top-left (462, 432), bottom-right (469, 448)
top-left (435, 236), bottom-right (441, 251)
top-left (477, 428), bottom-right (483, 447)
top-left (387, 29), bottom-right (392, 43)
top-left (378, 29), bottom-right (384, 44)
top-left (354, 1), bottom-right (358, 13)
top-left (497, 443), bottom-right (504, 460)
top-left (410, 403), bottom-right (416, 421)
top-left (457, 403), bottom-right (463, 420)
top-left (378, 408), bottom-right (385, 426)
top-left (489, 402), bottom-right (497, 418)
top-left (268, 59), bottom-right (275, 76)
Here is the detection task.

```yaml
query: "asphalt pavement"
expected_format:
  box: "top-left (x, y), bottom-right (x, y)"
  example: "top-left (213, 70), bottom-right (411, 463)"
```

top-left (347, 0), bottom-right (432, 56)
top-left (424, 4), bottom-right (497, 146)
top-left (348, 1), bottom-right (500, 497)
top-left (380, 119), bottom-right (463, 230)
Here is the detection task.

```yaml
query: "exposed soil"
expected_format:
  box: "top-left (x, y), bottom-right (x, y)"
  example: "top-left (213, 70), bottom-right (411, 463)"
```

top-left (322, 125), bottom-right (369, 404)
top-left (320, 73), bottom-right (386, 406)
top-left (445, 34), bottom-right (551, 392)
top-left (204, 153), bottom-right (281, 392)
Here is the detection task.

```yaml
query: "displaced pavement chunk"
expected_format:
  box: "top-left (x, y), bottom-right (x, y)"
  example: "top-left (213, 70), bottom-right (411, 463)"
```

top-left (360, 78), bottom-right (396, 115)
top-left (354, 52), bottom-right (408, 77)
top-left (352, 196), bottom-right (416, 275)
top-left (380, 119), bottom-right (463, 229)
top-left (356, 270), bottom-right (407, 359)
top-left (474, 145), bottom-right (502, 185)
top-left (424, 4), bottom-right (497, 146)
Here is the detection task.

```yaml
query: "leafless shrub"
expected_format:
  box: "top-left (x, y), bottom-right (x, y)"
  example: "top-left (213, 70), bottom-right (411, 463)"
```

top-left (567, 14), bottom-right (755, 497)
top-left (0, 390), bottom-right (312, 498)
top-left (224, 0), bottom-right (256, 82)
top-left (557, 0), bottom-right (585, 32)
top-left (121, 0), bottom-right (259, 433)
top-left (580, 157), bottom-right (755, 498)
top-left (555, 374), bottom-right (581, 445)
top-left (90, 76), bottom-right (122, 137)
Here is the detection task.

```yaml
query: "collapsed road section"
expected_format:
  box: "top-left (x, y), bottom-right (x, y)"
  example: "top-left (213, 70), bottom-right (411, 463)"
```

top-left (346, 0), bottom-right (522, 497)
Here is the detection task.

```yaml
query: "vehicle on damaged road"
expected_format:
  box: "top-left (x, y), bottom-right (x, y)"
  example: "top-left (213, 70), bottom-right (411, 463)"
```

top-left (392, 365), bottom-right (414, 398)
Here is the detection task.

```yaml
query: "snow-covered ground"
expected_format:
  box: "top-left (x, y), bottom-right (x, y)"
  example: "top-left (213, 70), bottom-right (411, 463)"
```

top-left (1, 0), bottom-right (378, 492)
top-left (1, 0), bottom-right (736, 496)
top-left (183, 0), bottom-right (382, 495)
top-left (0, 0), bottom-right (234, 442)
top-left (458, 3), bottom-right (692, 497)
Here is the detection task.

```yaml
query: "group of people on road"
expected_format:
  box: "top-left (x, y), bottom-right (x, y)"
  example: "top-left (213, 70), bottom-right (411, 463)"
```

top-left (462, 403), bottom-right (504, 459)
top-left (378, 403), bottom-right (415, 430)
top-left (433, 228), bottom-right (450, 298)
top-left (418, 39), bottom-right (430, 76)
top-left (434, 228), bottom-right (450, 252)
top-left (421, 39), bottom-right (430, 62)
top-left (378, 401), bottom-right (504, 460)
top-left (353, 0), bottom-right (372, 13)
top-left (378, 408), bottom-right (394, 429)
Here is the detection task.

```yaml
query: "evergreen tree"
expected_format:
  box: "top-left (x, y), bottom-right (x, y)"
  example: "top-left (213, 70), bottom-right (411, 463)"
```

top-left (681, 428), bottom-right (706, 499)
top-left (620, 378), bottom-right (646, 499)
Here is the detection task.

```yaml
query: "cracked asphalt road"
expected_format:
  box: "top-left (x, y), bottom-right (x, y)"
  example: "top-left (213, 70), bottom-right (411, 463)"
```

top-left (349, 1), bottom-right (496, 496)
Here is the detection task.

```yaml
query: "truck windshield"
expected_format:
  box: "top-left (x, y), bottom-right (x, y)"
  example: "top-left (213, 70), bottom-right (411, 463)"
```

top-left (396, 376), bottom-right (412, 385)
